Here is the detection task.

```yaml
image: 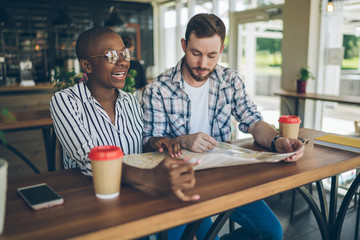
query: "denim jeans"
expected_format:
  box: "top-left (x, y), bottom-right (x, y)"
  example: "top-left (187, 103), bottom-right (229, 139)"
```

top-left (222, 200), bottom-right (283, 240)
top-left (137, 217), bottom-right (219, 240)
top-left (166, 217), bottom-right (220, 240)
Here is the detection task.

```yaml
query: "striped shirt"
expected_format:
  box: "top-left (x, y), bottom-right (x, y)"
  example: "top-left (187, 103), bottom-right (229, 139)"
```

top-left (142, 59), bottom-right (263, 144)
top-left (50, 82), bottom-right (143, 176)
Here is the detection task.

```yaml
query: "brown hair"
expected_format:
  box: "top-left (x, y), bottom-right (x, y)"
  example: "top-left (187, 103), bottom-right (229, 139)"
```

top-left (185, 13), bottom-right (226, 46)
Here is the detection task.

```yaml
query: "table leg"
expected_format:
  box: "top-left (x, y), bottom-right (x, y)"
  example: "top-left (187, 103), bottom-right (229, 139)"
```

top-left (315, 180), bottom-right (329, 221)
top-left (158, 230), bottom-right (168, 240)
top-left (328, 176), bottom-right (339, 236)
top-left (355, 195), bottom-right (360, 240)
top-left (204, 209), bottom-right (235, 240)
top-left (42, 127), bottom-right (56, 171)
top-left (333, 173), bottom-right (360, 240)
top-left (297, 185), bottom-right (330, 240)
top-left (297, 173), bottom-right (360, 240)
top-left (180, 219), bottom-right (203, 240)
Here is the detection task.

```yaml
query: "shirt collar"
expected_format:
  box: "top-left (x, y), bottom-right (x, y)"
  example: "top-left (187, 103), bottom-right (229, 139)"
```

top-left (78, 82), bottom-right (125, 103)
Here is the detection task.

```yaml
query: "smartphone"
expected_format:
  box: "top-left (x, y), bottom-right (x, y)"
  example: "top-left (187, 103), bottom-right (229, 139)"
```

top-left (17, 183), bottom-right (64, 211)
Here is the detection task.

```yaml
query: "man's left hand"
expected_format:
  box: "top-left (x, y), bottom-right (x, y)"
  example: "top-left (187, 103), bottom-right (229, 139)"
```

top-left (275, 137), bottom-right (305, 162)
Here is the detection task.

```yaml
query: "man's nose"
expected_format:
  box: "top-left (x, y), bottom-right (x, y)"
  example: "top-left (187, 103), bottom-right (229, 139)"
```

top-left (199, 56), bottom-right (207, 69)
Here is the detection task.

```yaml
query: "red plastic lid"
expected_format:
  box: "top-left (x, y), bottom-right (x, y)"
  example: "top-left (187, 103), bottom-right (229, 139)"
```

top-left (88, 146), bottom-right (124, 161)
top-left (278, 115), bottom-right (301, 124)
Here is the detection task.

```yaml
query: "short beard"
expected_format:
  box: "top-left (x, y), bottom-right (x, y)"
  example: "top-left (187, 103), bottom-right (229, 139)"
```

top-left (184, 59), bottom-right (214, 82)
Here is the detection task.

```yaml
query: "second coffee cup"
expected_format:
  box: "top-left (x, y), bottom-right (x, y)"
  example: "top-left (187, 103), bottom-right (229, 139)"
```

top-left (278, 115), bottom-right (301, 139)
top-left (89, 146), bottom-right (124, 199)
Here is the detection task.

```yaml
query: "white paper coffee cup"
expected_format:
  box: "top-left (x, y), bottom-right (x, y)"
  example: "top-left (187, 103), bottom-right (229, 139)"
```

top-left (89, 146), bottom-right (123, 199)
top-left (279, 115), bottom-right (301, 139)
top-left (0, 159), bottom-right (8, 234)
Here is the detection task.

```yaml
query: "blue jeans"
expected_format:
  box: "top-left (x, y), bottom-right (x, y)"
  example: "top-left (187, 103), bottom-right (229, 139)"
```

top-left (137, 217), bottom-right (219, 240)
top-left (166, 217), bottom-right (220, 240)
top-left (222, 200), bottom-right (283, 240)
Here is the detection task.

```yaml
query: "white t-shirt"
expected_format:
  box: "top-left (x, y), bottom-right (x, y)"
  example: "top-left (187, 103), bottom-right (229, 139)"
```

top-left (183, 80), bottom-right (211, 135)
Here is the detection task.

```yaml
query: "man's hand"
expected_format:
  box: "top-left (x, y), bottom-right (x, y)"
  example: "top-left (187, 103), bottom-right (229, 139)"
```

top-left (275, 137), bottom-right (305, 162)
top-left (149, 157), bottom-right (200, 201)
top-left (147, 137), bottom-right (182, 158)
top-left (176, 132), bottom-right (217, 152)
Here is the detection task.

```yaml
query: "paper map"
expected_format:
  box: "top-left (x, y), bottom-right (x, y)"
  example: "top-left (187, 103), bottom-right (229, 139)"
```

top-left (122, 142), bottom-right (295, 171)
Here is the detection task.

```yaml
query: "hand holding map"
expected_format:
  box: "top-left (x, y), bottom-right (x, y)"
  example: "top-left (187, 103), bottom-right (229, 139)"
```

top-left (122, 142), bottom-right (295, 170)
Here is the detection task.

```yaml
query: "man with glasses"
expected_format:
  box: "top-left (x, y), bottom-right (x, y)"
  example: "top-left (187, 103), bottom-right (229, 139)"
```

top-left (143, 13), bottom-right (305, 239)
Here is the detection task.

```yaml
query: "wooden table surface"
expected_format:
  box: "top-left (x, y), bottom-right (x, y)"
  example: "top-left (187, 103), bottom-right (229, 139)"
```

top-left (274, 89), bottom-right (360, 105)
top-left (0, 109), bottom-right (55, 172)
top-left (0, 109), bottom-right (52, 132)
top-left (1, 128), bottom-right (360, 240)
top-left (0, 84), bottom-right (54, 94)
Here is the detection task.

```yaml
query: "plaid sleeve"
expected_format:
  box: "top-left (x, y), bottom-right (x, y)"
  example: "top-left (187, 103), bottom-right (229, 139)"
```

top-left (231, 73), bottom-right (263, 133)
top-left (142, 82), bottom-right (169, 144)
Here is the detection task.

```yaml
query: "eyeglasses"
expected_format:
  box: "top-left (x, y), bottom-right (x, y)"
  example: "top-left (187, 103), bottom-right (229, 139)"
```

top-left (86, 49), bottom-right (132, 64)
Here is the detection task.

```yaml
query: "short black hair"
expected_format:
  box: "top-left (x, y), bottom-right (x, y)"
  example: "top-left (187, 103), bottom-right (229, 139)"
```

top-left (75, 26), bottom-right (116, 60)
top-left (185, 13), bottom-right (226, 46)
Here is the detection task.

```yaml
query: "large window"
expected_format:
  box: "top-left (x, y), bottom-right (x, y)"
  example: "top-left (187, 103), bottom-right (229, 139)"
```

top-left (158, 0), bottom-right (230, 74)
top-left (155, 0), bottom-right (360, 137)
top-left (233, 0), bottom-right (284, 11)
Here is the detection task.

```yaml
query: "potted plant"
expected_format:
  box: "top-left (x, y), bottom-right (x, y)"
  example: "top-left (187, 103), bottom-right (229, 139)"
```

top-left (51, 67), bottom-right (136, 94)
top-left (296, 66), bottom-right (314, 94)
top-left (0, 108), bottom-right (16, 145)
top-left (51, 67), bottom-right (88, 91)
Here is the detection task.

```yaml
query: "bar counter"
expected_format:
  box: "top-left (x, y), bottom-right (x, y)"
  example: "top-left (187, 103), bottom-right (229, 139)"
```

top-left (0, 83), bottom-right (54, 94)
top-left (0, 83), bottom-right (56, 112)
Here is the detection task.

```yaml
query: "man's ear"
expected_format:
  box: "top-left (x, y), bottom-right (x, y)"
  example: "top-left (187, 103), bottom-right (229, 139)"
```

top-left (181, 38), bottom-right (187, 53)
top-left (80, 59), bottom-right (92, 74)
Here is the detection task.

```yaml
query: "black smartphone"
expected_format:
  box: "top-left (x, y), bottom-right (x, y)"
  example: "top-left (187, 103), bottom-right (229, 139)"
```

top-left (17, 183), bottom-right (64, 211)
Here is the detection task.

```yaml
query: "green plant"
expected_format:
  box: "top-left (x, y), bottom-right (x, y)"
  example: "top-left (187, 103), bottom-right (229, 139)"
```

top-left (122, 69), bottom-right (136, 94)
top-left (51, 66), bottom-right (136, 94)
top-left (51, 67), bottom-right (88, 91)
top-left (297, 66), bottom-right (315, 81)
top-left (0, 108), bottom-right (16, 145)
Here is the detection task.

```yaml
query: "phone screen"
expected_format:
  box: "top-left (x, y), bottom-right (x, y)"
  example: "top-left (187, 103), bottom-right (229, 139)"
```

top-left (18, 183), bottom-right (63, 210)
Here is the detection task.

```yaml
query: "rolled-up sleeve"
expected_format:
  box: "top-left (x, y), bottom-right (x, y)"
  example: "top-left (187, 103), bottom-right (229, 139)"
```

top-left (231, 73), bottom-right (263, 133)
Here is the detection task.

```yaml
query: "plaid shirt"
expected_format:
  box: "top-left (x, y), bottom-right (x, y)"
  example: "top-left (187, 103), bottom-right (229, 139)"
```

top-left (142, 59), bottom-right (263, 144)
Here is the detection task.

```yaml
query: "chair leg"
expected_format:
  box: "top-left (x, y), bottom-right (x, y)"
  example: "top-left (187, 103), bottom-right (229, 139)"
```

top-left (290, 189), bottom-right (296, 223)
top-left (290, 183), bottom-right (313, 223)
top-left (229, 219), bottom-right (235, 233)
top-left (355, 176), bottom-right (360, 240)
top-left (279, 192), bottom-right (283, 202)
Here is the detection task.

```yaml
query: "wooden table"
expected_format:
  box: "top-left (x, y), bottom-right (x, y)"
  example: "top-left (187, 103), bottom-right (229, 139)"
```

top-left (0, 109), bottom-right (55, 173)
top-left (1, 129), bottom-right (360, 240)
top-left (274, 89), bottom-right (360, 116)
top-left (0, 84), bottom-right (54, 94)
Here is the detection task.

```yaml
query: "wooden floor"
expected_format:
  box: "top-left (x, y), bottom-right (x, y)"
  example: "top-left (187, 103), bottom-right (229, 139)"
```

top-left (267, 189), bottom-right (359, 240)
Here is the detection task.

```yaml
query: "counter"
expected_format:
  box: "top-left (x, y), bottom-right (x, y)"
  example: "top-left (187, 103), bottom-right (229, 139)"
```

top-left (0, 83), bottom-right (56, 112)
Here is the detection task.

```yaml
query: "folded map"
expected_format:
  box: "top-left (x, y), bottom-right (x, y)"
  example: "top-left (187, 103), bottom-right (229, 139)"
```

top-left (122, 142), bottom-right (295, 170)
